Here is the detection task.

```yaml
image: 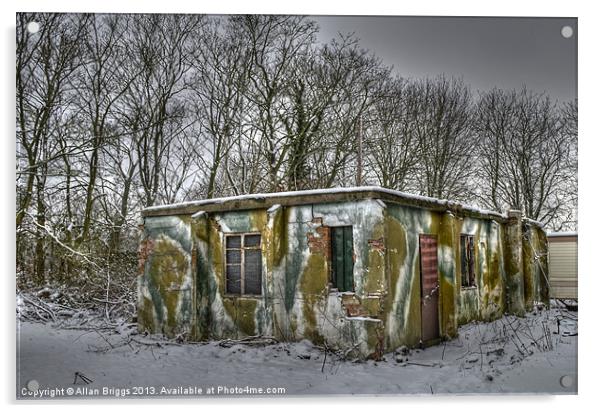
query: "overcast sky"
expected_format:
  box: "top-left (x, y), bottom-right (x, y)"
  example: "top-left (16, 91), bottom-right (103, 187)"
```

top-left (313, 16), bottom-right (577, 103)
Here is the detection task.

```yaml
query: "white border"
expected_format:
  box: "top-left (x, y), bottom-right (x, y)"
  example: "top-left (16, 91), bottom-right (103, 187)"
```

top-left (2, 1), bottom-right (598, 412)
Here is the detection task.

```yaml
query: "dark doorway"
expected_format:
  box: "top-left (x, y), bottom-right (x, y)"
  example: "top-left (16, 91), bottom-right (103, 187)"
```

top-left (419, 234), bottom-right (440, 344)
top-left (331, 226), bottom-right (354, 292)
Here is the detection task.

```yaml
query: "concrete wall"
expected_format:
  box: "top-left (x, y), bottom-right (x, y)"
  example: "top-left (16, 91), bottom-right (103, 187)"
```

top-left (138, 200), bottom-right (548, 358)
top-left (523, 223), bottom-right (550, 308)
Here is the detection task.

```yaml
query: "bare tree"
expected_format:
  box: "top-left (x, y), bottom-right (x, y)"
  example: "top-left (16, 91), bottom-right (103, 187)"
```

top-left (188, 17), bottom-right (250, 198)
top-left (411, 76), bottom-right (475, 200)
top-left (365, 76), bottom-right (418, 191)
top-left (473, 88), bottom-right (573, 226)
top-left (308, 35), bottom-right (389, 189)
top-left (558, 99), bottom-right (578, 230)
top-left (125, 14), bottom-right (201, 207)
top-left (16, 13), bottom-right (88, 281)
top-left (237, 15), bottom-right (318, 192)
top-left (70, 14), bottom-right (139, 246)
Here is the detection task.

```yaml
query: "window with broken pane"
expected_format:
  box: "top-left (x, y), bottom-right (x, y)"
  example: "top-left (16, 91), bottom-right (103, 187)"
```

top-left (460, 234), bottom-right (475, 287)
top-left (225, 233), bottom-right (262, 295)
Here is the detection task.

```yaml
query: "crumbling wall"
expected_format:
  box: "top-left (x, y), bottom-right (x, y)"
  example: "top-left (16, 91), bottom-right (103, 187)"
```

top-left (178, 200), bottom-right (388, 358)
top-left (278, 200), bottom-right (387, 358)
top-left (138, 198), bottom-right (548, 358)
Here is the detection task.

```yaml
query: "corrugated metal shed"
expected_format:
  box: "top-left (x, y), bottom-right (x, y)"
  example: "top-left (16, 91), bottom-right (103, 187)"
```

top-left (548, 232), bottom-right (578, 299)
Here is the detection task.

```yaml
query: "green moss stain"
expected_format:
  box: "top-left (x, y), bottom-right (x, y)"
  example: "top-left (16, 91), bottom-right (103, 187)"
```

top-left (522, 227), bottom-right (535, 309)
top-left (192, 215), bottom-right (210, 339)
top-left (483, 249), bottom-right (503, 320)
top-left (208, 219), bottom-right (224, 296)
top-left (503, 216), bottom-right (525, 315)
top-left (138, 216), bottom-right (195, 338)
top-left (147, 238), bottom-right (189, 334)
top-left (299, 253), bottom-right (328, 343)
top-left (439, 212), bottom-right (457, 338)
top-left (248, 209), bottom-right (267, 232)
top-left (383, 215), bottom-right (405, 320)
top-left (454, 218), bottom-right (464, 314)
top-left (482, 223), bottom-right (504, 320)
top-left (266, 206), bottom-right (287, 340)
top-left (214, 209), bottom-right (265, 233)
top-left (457, 288), bottom-right (479, 325)
top-left (364, 223), bottom-right (386, 295)
top-left (139, 296), bottom-right (156, 333)
top-left (362, 297), bottom-right (382, 317)
top-left (268, 206), bottom-right (286, 269)
top-left (384, 211), bottom-right (421, 348)
top-left (238, 299), bottom-right (258, 336)
top-left (222, 298), bottom-right (258, 337)
top-left (428, 210), bottom-right (440, 236)
top-left (300, 253), bottom-right (329, 296)
top-left (193, 214), bottom-right (209, 242)
top-left (145, 215), bottom-right (192, 251)
top-left (454, 218), bottom-right (507, 323)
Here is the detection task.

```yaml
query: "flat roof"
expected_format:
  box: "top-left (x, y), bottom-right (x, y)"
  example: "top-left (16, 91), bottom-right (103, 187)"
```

top-left (142, 186), bottom-right (539, 226)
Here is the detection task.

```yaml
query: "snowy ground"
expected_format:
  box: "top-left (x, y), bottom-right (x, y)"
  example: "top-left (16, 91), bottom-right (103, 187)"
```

top-left (16, 305), bottom-right (577, 399)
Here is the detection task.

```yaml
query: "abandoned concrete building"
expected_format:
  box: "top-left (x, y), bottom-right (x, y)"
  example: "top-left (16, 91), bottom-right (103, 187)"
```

top-left (138, 187), bottom-right (549, 358)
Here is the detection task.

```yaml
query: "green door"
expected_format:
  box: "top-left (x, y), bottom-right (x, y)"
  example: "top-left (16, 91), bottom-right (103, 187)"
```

top-left (331, 226), bottom-right (354, 292)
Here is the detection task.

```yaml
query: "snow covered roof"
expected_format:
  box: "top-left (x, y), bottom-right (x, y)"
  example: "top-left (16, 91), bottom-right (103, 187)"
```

top-left (142, 186), bottom-right (540, 226)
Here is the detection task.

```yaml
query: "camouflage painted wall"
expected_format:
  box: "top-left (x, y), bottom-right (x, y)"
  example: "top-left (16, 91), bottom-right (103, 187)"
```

top-left (138, 199), bottom-right (549, 358)
top-left (138, 215), bottom-right (194, 337)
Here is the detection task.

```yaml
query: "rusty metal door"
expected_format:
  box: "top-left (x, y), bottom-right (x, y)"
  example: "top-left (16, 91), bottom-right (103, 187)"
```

top-left (419, 234), bottom-right (440, 344)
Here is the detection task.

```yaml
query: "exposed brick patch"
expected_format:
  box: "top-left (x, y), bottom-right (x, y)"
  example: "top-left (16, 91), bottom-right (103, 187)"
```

top-left (341, 294), bottom-right (367, 317)
top-left (138, 238), bottom-right (154, 275)
top-left (368, 237), bottom-right (385, 252)
top-left (307, 224), bottom-right (331, 260)
top-left (345, 303), bottom-right (367, 317)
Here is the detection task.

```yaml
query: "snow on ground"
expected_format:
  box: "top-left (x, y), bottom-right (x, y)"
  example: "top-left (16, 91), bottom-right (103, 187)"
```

top-left (16, 305), bottom-right (577, 399)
